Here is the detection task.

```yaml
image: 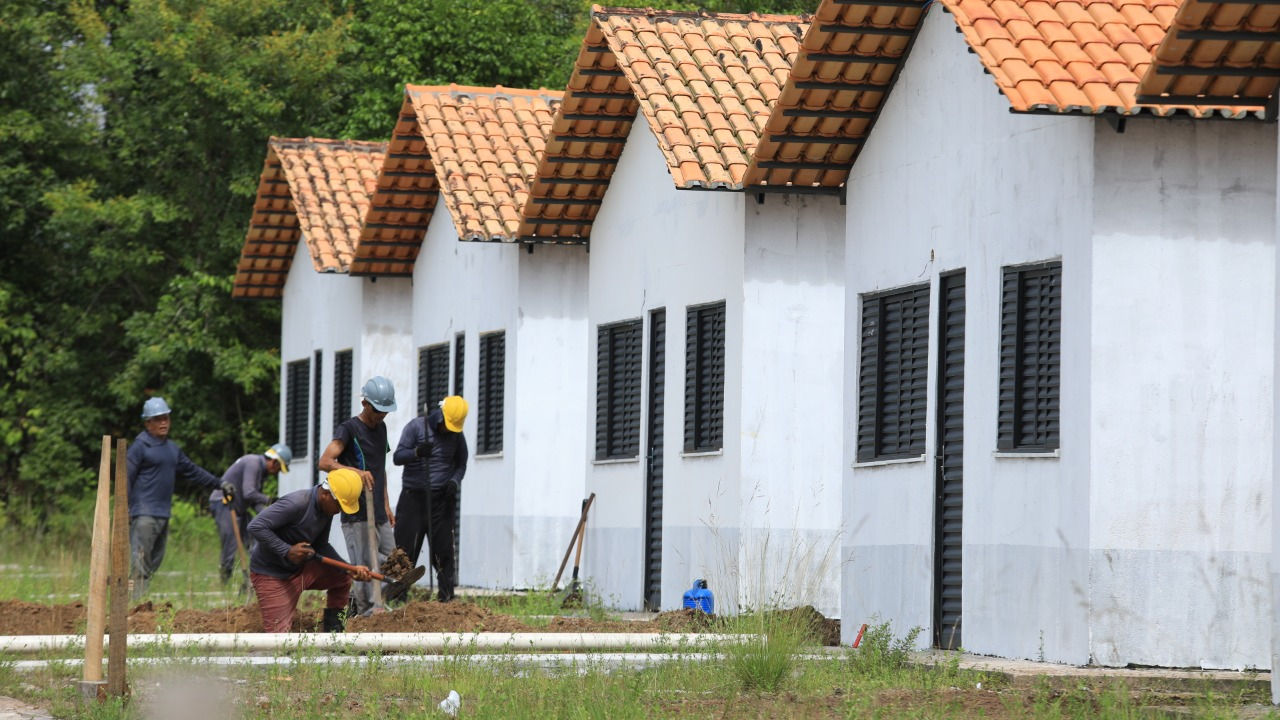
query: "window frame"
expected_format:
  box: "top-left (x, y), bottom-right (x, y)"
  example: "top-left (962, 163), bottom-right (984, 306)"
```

top-left (285, 358), bottom-right (310, 460)
top-left (856, 283), bottom-right (931, 463)
top-left (596, 318), bottom-right (644, 460)
top-left (683, 301), bottom-right (726, 453)
top-left (476, 331), bottom-right (505, 455)
top-left (418, 342), bottom-right (450, 418)
top-left (997, 261), bottom-right (1062, 453)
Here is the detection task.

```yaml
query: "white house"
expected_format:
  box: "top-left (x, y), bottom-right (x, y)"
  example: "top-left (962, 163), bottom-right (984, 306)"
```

top-left (349, 85), bottom-right (590, 590)
top-left (234, 136), bottom-right (416, 556)
top-left (518, 8), bottom-right (848, 615)
top-left (793, 0), bottom-right (1276, 669)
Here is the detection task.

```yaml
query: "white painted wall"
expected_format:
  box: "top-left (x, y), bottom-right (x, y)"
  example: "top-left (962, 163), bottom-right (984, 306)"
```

top-left (1271, 123), bottom-right (1280, 702)
top-left (586, 120), bottom-right (746, 611)
top-left (278, 240), bottom-right (363, 498)
top-left (842, 7), bottom-right (1094, 663)
top-left (411, 208), bottom-right (519, 588)
top-left (511, 245), bottom-right (589, 586)
top-left (740, 194), bottom-right (846, 617)
top-left (358, 276), bottom-right (415, 519)
top-left (1089, 119), bottom-right (1275, 669)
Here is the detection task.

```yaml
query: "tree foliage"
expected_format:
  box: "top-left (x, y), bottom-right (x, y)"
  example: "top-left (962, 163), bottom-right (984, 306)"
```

top-left (1, 0), bottom-right (816, 533)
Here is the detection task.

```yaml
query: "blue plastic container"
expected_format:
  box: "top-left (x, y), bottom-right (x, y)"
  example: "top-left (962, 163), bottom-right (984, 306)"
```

top-left (682, 579), bottom-right (714, 614)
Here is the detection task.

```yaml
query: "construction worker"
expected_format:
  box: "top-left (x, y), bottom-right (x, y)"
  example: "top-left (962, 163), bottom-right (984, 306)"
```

top-left (210, 443), bottom-right (291, 583)
top-left (318, 375), bottom-right (397, 616)
top-left (246, 468), bottom-right (372, 632)
top-left (127, 397), bottom-right (236, 598)
top-left (392, 395), bottom-right (468, 602)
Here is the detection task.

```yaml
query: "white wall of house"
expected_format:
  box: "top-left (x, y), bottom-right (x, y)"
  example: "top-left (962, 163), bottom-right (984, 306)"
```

top-left (586, 121), bottom-right (746, 611)
top-left (1089, 119), bottom-right (1275, 669)
top-left (510, 245), bottom-right (590, 586)
top-left (842, 8), bottom-right (1094, 663)
top-left (278, 239), bottom-right (363, 498)
top-left (411, 208), bottom-right (519, 588)
top-left (1271, 123), bottom-right (1280, 701)
top-left (739, 194), bottom-right (846, 617)
top-left (358, 276), bottom-right (416, 517)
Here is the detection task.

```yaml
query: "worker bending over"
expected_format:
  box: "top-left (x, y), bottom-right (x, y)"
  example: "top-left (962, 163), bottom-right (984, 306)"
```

top-left (318, 376), bottom-right (397, 616)
top-left (127, 396), bottom-right (235, 598)
top-left (247, 469), bottom-right (371, 632)
top-left (393, 395), bottom-right (468, 602)
top-left (211, 443), bottom-right (290, 583)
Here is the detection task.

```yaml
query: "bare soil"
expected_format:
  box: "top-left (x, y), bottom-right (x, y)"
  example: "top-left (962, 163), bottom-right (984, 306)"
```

top-left (0, 598), bottom-right (842, 642)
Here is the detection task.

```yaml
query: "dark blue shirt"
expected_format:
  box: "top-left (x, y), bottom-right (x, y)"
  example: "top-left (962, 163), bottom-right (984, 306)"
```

top-left (333, 416), bottom-right (389, 524)
top-left (247, 486), bottom-right (344, 578)
top-left (210, 454), bottom-right (273, 514)
top-left (392, 409), bottom-right (468, 491)
top-left (126, 430), bottom-right (222, 518)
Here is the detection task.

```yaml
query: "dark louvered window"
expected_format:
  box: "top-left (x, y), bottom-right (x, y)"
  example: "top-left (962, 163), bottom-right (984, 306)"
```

top-left (454, 332), bottom-right (465, 397)
top-left (595, 319), bottom-right (643, 459)
top-left (418, 343), bottom-right (450, 417)
top-left (998, 262), bottom-right (1062, 451)
top-left (285, 359), bottom-right (309, 459)
top-left (333, 349), bottom-right (353, 420)
top-left (857, 284), bottom-right (930, 462)
top-left (684, 301), bottom-right (726, 452)
top-left (477, 331), bottom-right (505, 454)
top-left (312, 350), bottom-right (323, 485)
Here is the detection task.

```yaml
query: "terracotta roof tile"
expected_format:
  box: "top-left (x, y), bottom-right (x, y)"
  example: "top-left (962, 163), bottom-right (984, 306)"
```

top-left (944, 0), bottom-right (1265, 116)
top-left (234, 138), bottom-right (386, 300)
top-left (1137, 0), bottom-right (1279, 108)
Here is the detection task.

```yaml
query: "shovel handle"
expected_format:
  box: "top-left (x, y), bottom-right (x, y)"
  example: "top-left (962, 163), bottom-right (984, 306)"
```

top-left (314, 554), bottom-right (388, 583)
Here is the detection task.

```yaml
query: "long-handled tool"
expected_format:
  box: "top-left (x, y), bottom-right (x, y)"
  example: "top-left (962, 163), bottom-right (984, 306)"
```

top-left (365, 487), bottom-right (384, 613)
top-left (313, 555), bottom-right (425, 603)
top-left (551, 493), bottom-right (596, 592)
top-left (228, 507), bottom-right (254, 601)
top-left (558, 496), bottom-right (594, 608)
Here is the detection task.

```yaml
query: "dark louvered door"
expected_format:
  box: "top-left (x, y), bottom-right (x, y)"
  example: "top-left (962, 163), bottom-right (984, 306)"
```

top-left (934, 272), bottom-right (965, 650)
top-left (312, 350), bottom-right (323, 486)
top-left (643, 309), bottom-right (666, 610)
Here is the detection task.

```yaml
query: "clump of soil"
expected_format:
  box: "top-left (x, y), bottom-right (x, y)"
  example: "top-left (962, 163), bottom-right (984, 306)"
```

top-left (770, 605), bottom-right (841, 647)
top-left (0, 600), bottom-right (87, 635)
top-left (347, 600), bottom-right (533, 633)
top-left (653, 608), bottom-right (717, 633)
top-left (379, 547), bottom-right (415, 580)
top-left (124, 600), bottom-right (315, 634)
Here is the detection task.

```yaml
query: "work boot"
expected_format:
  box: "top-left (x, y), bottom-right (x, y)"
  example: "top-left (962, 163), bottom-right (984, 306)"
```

top-left (322, 608), bottom-right (345, 633)
top-left (219, 567), bottom-right (233, 585)
top-left (438, 586), bottom-right (455, 603)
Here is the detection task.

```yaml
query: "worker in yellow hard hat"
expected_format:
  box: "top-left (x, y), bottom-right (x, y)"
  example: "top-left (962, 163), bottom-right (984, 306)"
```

top-left (393, 395), bottom-right (469, 602)
top-left (246, 468), bottom-right (372, 632)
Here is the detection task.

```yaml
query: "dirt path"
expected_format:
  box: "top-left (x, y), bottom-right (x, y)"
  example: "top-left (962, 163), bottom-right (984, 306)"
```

top-left (0, 696), bottom-right (52, 720)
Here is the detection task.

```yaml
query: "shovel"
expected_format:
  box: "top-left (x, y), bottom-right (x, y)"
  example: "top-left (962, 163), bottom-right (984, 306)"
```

top-left (365, 487), bottom-right (384, 613)
top-left (228, 507), bottom-right (254, 601)
top-left (314, 555), bottom-right (426, 603)
top-left (557, 497), bottom-right (593, 608)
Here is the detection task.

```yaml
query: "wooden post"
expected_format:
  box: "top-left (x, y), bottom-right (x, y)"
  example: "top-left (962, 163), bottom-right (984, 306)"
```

top-left (107, 438), bottom-right (129, 698)
top-left (79, 436), bottom-right (112, 698)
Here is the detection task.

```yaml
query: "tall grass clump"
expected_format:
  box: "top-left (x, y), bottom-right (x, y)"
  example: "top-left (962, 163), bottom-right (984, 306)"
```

top-left (719, 608), bottom-right (818, 693)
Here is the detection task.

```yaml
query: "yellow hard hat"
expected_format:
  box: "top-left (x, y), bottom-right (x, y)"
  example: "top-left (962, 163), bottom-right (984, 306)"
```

top-left (324, 469), bottom-right (362, 514)
top-left (441, 395), bottom-right (469, 433)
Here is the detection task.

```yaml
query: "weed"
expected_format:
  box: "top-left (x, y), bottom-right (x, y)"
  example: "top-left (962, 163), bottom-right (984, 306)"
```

top-left (849, 617), bottom-right (922, 678)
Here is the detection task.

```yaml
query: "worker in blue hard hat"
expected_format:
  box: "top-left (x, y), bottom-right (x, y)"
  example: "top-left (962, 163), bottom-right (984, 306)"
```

top-left (393, 395), bottom-right (469, 602)
top-left (210, 442), bottom-right (291, 584)
top-left (128, 396), bottom-right (235, 598)
top-left (318, 375), bottom-right (397, 616)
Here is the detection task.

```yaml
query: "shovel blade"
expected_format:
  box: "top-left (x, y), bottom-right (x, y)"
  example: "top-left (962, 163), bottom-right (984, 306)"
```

top-left (383, 565), bottom-right (426, 602)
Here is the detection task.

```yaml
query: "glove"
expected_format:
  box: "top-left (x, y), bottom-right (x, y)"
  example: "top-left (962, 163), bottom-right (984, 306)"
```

top-left (220, 482), bottom-right (236, 502)
top-left (447, 479), bottom-right (460, 496)
top-left (414, 443), bottom-right (430, 459)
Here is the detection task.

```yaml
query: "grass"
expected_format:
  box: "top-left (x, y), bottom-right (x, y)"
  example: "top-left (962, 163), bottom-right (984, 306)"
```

top-left (2, 519), bottom-right (1279, 718)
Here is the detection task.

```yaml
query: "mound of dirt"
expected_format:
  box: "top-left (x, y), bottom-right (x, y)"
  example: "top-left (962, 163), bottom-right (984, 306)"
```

top-left (0, 600), bottom-right (87, 635)
top-left (770, 605), bottom-right (841, 647)
top-left (379, 547), bottom-right (415, 580)
top-left (346, 600), bottom-right (534, 633)
top-left (653, 608), bottom-right (717, 633)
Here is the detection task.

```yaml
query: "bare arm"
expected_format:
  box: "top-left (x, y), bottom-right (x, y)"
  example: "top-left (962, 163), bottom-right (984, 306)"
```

top-left (318, 438), bottom-right (374, 489)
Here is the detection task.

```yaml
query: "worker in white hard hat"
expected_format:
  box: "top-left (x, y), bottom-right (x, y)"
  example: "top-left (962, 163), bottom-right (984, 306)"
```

top-left (392, 395), bottom-right (469, 602)
top-left (128, 396), bottom-right (236, 598)
top-left (210, 442), bottom-right (291, 584)
top-left (318, 376), bottom-right (397, 616)
top-left (247, 468), bottom-right (372, 633)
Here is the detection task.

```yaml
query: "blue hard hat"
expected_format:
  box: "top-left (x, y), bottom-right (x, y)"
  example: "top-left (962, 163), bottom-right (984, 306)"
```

top-left (361, 376), bottom-right (397, 413)
top-left (141, 397), bottom-right (172, 420)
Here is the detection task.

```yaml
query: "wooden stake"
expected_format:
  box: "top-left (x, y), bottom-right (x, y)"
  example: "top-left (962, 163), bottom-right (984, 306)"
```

top-left (107, 438), bottom-right (129, 698)
top-left (229, 507), bottom-right (254, 601)
top-left (79, 436), bottom-right (112, 695)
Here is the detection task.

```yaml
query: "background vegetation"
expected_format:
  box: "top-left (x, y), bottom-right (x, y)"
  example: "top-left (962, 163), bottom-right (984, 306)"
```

top-left (0, 0), bottom-right (815, 536)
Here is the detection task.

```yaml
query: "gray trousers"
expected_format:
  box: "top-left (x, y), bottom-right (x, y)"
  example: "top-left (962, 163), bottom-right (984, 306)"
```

top-left (129, 515), bottom-right (169, 599)
top-left (210, 501), bottom-right (252, 577)
top-left (341, 521), bottom-right (394, 616)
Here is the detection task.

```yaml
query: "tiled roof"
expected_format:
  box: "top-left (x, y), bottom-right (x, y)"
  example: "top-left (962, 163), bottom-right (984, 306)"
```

top-left (941, 0), bottom-right (1264, 117)
top-left (411, 85), bottom-right (561, 243)
top-left (744, 0), bottom-right (930, 188)
top-left (234, 138), bottom-right (385, 300)
top-left (1137, 0), bottom-right (1280, 107)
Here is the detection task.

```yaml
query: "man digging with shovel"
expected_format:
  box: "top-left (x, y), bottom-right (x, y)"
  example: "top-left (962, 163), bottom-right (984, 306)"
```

top-left (210, 443), bottom-right (290, 587)
top-left (247, 469), bottom-right (374, 632)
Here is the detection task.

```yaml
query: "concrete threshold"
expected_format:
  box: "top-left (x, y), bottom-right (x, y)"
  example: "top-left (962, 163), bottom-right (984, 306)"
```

top-left (916, 651), bottom-right (1271, 692)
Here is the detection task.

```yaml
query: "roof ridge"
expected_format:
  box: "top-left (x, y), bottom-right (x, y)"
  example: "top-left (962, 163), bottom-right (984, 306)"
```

top-left (406, 83), bottom-right (565, 101)
top-left (591, 3), bottom-right (808, 24)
